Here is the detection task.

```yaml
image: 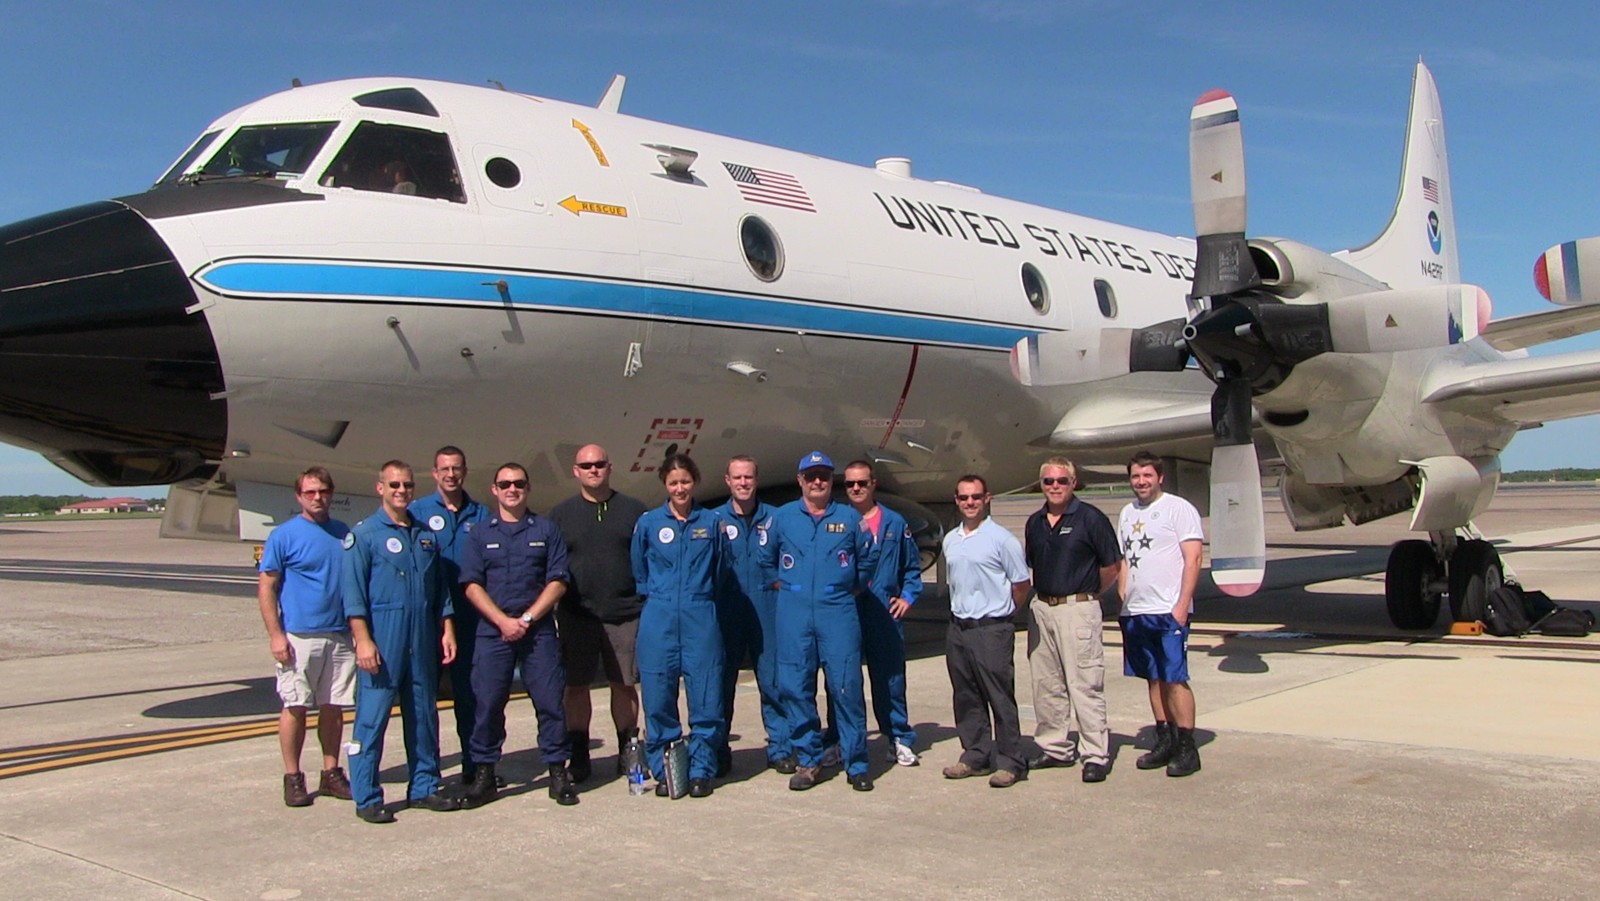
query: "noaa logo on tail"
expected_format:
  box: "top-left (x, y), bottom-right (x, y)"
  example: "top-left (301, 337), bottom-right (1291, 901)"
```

top-left (1426, 211), bottom-right (1442, 255)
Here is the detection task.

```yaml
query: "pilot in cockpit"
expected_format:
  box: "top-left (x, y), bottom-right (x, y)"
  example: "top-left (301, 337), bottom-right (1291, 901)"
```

top-left (381, 160), bottom-right (418, 195)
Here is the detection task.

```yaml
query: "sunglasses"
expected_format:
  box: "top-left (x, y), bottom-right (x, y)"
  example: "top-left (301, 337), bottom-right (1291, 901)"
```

top-left (575, 461), bottom-right (609, 470)
top-left (298, 488), bottom-right (332, 497)
top-left (386, 481), bottom-right (415, 490)
top-left (843, 479), bottom-right (871, 489)
top-left (955, 493), bottom-right (987, 502)
top-left (1040, 477), bottom-right (1073, 487)
top-left (800, 472), bottom-right (832, 483)
top-left (495, 479), bottom-right (529, 490)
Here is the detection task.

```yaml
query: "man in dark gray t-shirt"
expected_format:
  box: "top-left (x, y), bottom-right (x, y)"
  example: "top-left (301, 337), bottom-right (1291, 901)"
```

top-left (547, 444), bottom-right (647, 782)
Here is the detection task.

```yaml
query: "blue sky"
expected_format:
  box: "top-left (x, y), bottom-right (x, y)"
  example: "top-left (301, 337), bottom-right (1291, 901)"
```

top-left (2, 1), bottom-right (1598, 495)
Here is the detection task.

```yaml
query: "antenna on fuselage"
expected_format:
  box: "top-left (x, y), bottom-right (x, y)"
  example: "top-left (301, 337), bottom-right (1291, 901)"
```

top-left (597, 74), bottom-right (626, 113)
top-left (488, 79), bottom-right (507, 91)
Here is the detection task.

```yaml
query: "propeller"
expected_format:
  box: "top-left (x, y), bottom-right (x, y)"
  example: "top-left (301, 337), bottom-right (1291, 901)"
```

top-left (1186, 89), bottom-right (1265, 597)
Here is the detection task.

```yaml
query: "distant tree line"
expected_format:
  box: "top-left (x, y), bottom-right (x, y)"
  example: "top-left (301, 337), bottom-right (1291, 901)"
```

top-left (1503, 469), bottom-right (1600, 483)
top-left (0, 495), bottom-right (163, 516)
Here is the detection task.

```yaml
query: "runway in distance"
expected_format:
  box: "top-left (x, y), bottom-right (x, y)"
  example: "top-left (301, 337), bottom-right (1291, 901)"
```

top-left (3, 63), bottom-right (1600, 629)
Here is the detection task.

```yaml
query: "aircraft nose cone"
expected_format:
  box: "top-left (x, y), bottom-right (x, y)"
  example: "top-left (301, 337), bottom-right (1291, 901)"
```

top-left (0, 201), bottom-right (225, 485)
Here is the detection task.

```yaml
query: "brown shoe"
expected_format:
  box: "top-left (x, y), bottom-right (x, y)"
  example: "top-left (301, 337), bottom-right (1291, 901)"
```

top-left (788, 765), bottom-right (821, 791)
top-left (283, 772), bottom-right (312, 807)
top-left (941, 762), bottom-right (994, 780)
top-left (988, 769), bottom-right (1023, 788)
top-left (318, 767), bottom-right (352, 800)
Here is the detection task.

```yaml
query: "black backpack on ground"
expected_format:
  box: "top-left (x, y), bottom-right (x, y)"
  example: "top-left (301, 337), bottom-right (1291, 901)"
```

top-left (1535, 607), bottom-right (1596, 637)
top-left (1482, 583), bottom-right (1532, 636)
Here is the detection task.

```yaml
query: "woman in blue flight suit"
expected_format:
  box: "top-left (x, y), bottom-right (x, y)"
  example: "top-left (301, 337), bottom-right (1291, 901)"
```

top-left (631, 453), bottom-right (730, 798)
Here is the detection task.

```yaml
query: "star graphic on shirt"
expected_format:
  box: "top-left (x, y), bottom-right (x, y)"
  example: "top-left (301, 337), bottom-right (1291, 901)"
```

top-left (1127, 553), bottom-right (1141, 569)
top-left (1131, 520), bottom-right (1146, 534)
top-left (1123, 536), bottom-right (1133, 552)
top-left (1138, 535), bottom-right (1153, 550)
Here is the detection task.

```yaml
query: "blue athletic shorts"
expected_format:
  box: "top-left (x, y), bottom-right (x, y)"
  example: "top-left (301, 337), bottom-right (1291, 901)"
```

top-left (1119, 614), bottom-right (1189, 683)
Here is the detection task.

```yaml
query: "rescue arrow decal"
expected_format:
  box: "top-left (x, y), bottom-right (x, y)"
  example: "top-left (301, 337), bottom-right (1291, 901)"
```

top-left (559, 196), bottom-right (628, 218)
top-left (571, 119), bottom-right (610, 166)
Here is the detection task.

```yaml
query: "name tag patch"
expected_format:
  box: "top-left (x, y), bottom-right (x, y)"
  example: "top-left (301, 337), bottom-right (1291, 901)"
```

top-left (827, 522), bottom-right (845, 533)
top-left (691, 528), bottom-right (709, 540)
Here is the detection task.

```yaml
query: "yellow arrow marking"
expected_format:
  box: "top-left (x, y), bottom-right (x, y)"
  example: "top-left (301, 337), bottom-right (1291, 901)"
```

top-left (559, 196), bottom-right (628, 218)
top-left (571, 119), bottom-right (610, 167)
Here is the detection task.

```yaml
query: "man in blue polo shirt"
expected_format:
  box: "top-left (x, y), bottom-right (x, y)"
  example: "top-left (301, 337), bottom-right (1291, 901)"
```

top-left (941, 474), bottom-right (1032, 788)
top-left (257, 466), bottom-right (354, 807)
top-left (765, 451), bottom-right (877, 793)
top-left (409, 445), bottom-right (490, 784)
top-left (1024, 456), bottom-right (1122, 784)
top-left (458, 462), bottom-right (576, 807)
top-left (342, 460), bottom-right (461, 823)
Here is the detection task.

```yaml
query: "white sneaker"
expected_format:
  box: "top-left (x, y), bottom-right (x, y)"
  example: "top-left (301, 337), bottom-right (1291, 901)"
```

top-left (820, 744), bottom-right (842, 768)
top-left (893, 742), bottom-right (920, 767)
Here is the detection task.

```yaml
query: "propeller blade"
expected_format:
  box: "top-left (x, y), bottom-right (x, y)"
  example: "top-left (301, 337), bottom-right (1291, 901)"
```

top-left (1189, 89), bottom-right (1259, 299)
top-left (1207, 374), bottom-right (1264, 596)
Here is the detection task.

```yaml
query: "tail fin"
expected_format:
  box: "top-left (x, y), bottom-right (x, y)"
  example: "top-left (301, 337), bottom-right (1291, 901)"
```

top-left (1335, 61), bottom-right (1460, 289)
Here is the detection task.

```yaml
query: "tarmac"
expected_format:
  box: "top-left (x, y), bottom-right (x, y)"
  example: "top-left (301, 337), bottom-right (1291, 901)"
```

top-left (0, 486), bottom-right (1597, 899)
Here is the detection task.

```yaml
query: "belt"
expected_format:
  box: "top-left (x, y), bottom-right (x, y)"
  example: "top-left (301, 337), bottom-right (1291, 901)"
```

top-left (1038, 593), bottom-right (1097, 606)
top-left (951, 614), bottom-right (1013, 629)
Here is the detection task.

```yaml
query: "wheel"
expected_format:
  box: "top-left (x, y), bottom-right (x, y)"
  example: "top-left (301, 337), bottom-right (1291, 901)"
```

top-left (1448, 539), bottom-right (1502, 622)
top-left (1385, 540), bottom-right (1442, 629)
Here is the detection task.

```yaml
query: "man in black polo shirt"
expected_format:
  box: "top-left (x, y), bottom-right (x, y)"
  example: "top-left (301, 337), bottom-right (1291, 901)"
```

top-left (1023, 456), bottom-right (1122, 783)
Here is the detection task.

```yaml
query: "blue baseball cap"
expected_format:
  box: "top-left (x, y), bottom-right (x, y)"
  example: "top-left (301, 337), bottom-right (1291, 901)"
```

top-left (797, 450), bottom-right (834, 472)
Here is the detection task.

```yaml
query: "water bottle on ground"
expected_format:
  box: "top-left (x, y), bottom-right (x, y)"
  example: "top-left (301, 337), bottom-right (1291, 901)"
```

top-left (624, 736), bottom-right (646, 796)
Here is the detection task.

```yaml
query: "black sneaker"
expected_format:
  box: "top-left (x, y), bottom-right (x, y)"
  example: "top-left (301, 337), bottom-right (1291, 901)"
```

top-left (688, 778), bottom-right (713, 798)
top-left (1081, 762), bottom-right (1109, 783)
top-left (356, 804), bottom-right (395, 824)
top-left (848, 772), bottom-right (874, 792)
top-left (407, 792), bottom-right (462, 812)
top-left (769, 756), bottom-right (797, 775)
top-left (655, 781), bottom-right (670, 797)
top-left (1026, 752), bottom-right (1076, 770)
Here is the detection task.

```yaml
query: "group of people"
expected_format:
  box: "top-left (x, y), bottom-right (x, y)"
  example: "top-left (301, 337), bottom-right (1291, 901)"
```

top-left (256, 443), bottom-right (1204, 823)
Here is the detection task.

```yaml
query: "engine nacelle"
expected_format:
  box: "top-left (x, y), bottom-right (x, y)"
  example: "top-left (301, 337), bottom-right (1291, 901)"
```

top-left (1324, 284), bottom-right (1490, 354)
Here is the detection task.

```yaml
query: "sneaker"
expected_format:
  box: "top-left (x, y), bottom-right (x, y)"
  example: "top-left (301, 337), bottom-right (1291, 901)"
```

top-left (987, 769), bottom-right (1023, 788)
top-left (655, 781), bottom-right (670, 797)
top-left (1081, 762), bottom-right (1109, 783)
top-left (407, 792), bottom-right (462, 812)
top-left (769, 756), bottom-right (797, 775)
top-left (1025, 752), bottom-right (1076, 770)
top-left (688, 778), bottom-right (714, 798)
top-left (356, 804), bottom-right (395, 824)
top-left (941, 762), bottom-right (993, 780)
top-left (848, 771), bottom-right (874, 792)
top-left (892, 742), bottom-right (920, 767)
top-left (317, 767), bottom-right (352, 800)
top-left (788, 765), bottom-right (821, 791)
top-left (819, 744), bottom-right (842, 768)
top-left (282, 772), bottom-right (312, 807)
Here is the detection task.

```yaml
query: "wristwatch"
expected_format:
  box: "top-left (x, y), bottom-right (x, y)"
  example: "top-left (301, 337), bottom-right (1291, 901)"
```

top-left (519, 612), bottom-right (534, 624)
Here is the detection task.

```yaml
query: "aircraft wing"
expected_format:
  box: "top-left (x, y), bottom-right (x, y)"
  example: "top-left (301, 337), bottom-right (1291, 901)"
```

top-left (1479, 305), bottom-right (1600, 351)
top-left (1422, 347), bottom-right (1600, 424)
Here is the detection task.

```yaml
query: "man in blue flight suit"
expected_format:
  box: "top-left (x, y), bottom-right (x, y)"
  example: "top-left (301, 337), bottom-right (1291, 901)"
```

top-left (713, 455), bottom-right (790, 774)
top-left (842, 459), bottom-right (923, 769)
top-left (764, 451), bottom-right (878, 793)
top-left (409, 445), bottom-right (490, 784)
top-left (458, 463), bottom-right (577, 807)
top-left (342, 459), bottom-right (461, 823)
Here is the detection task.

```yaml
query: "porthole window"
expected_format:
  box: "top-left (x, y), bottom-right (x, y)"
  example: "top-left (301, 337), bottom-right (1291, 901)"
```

top-left (485, 157), bottom-right (521, 188)
top-left (740, 216), bottom-right (783, 282)
top-left (1021, 263), bottom-right (1049, 314)
top-left (1094, 278), bottom-right (1119, 319)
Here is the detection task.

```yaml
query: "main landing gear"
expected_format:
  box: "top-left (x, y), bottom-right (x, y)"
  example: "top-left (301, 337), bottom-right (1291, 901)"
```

top-left (1383, 530), bottom-right (1505, 630)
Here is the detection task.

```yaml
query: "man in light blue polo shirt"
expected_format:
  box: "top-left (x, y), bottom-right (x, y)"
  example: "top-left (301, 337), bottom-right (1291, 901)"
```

top-left (940, 473), bottom-right (1032, 788)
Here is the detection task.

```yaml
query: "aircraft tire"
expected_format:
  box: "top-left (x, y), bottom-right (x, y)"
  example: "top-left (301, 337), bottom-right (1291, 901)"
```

top-left (1385, 540), bottom-right (1442, 630)
top-left (1448, 539), bottom-right (1501, 623)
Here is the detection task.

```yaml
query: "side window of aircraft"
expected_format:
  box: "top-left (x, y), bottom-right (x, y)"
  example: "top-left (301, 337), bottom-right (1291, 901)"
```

top-left (198, 122), bottom-right (337, 178)
top-left (156, 129), bottom-right (223, 185)
top-left (1022, 263), bottom-right (1049, 314)
top-left (740, 216), bottom-right (783, 282)
top-left (484, 157), bottom-right (521, 189)
top-left (319, 122), bottom-right (467, 203)
top-left (1095, 278), bottom-right (1119, 319)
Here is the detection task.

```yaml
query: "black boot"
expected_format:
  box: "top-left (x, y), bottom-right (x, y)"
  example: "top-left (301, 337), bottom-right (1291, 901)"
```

top-left (1136, 721), bottom-right (1174, 770)
top-left (549, 763), bottom-right (580, 806)
top-left (567, 731), bottom-right (591, 783)
top-left (616, 727), bottom-right (640, 776)
top-left (462, 763), bottom-right (497, 808)
top-left (1166, 727), bottom-right (1201, 777)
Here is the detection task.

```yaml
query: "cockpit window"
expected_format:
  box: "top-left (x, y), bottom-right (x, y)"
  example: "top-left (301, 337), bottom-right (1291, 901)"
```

top-left (156, 129), bottom-right (222, 185)
top-left (319, 122), bottom-right (466, 203)
top-left (354, 88), bottom-right (439, 117)
top-left (198, 122), bottom-right (337, 178)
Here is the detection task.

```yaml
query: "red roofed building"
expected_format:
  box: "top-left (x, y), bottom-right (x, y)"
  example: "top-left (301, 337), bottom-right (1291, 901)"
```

top-left (57, 497), bottom-right (151, 515)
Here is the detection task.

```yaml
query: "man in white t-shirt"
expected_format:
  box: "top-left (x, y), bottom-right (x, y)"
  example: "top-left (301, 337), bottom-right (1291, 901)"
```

top-left (1116, 451), bottom-right (1204, 777)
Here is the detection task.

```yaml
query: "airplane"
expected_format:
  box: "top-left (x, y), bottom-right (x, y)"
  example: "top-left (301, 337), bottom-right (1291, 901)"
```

top-left (2, 63), bottom-right (1598, 630)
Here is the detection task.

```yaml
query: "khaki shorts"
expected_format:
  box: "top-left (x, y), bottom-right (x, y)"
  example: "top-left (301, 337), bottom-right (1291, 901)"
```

top-left (557, 612), bottom-right (640, 686)
top-left (275, 631), bottom-right (357, 708)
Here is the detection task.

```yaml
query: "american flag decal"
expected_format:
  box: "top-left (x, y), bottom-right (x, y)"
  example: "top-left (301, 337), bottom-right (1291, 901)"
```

top-left (723, 162), bottom-right (816, 212)
top-left (1421, 176), bottom-right (1439, 204)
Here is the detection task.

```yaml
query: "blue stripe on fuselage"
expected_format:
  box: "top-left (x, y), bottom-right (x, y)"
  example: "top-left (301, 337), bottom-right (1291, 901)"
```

top-left (197, 261), bottom-right (1036, 349)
